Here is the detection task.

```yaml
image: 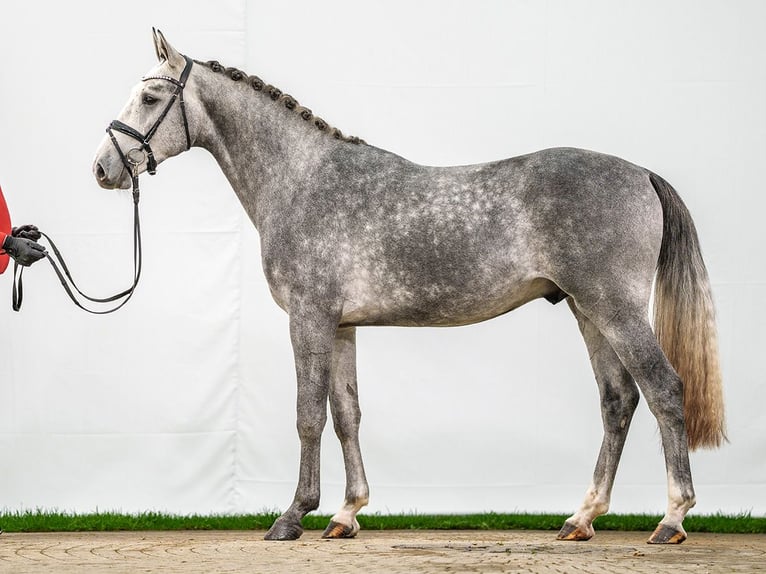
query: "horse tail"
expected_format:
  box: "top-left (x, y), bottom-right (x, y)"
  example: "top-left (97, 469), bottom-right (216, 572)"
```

top-left (649, 171), bottom-right (725, 450)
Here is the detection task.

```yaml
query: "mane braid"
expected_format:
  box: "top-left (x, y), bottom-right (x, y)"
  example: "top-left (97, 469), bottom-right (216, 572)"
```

top-left (197, 59), bottom-right (366, 145)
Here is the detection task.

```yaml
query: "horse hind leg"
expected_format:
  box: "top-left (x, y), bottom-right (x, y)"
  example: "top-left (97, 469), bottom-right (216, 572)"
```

top-left (581, 299), bottom-right (695, 544)
top-left (322, 326), bottom-right (370, 539)
top-left (557, 299), bottom-right (640, 541)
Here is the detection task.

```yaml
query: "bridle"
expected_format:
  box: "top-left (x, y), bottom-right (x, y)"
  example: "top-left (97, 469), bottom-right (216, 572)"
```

top-left (107, 55), bottom-right (194, 176)
top-left (12, 56), bottom-right (194, 314)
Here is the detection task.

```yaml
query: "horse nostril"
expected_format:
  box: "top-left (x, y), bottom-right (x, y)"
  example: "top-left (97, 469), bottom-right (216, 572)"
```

top-left (96, 163), bottom-right (107, 182)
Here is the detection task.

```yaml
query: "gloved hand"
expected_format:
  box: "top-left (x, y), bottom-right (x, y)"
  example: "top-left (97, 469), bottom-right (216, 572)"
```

top-left (3, 234), bottom-right (46, 266)
top-left (12, 224), bottom-right (42, 241)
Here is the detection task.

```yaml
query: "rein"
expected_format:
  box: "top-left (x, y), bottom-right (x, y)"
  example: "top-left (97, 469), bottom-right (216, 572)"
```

top-left (13, 156), bottom-right (142, 314)
top-left (12, 56), bottom-right (194, 313)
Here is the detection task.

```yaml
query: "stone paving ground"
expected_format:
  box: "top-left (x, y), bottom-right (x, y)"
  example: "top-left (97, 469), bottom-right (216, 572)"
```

top-left (1, 530), bottom-right (765, 574)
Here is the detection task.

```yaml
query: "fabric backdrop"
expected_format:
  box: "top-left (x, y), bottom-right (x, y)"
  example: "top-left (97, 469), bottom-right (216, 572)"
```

top-left (0, 0), bottom-right (763, 517)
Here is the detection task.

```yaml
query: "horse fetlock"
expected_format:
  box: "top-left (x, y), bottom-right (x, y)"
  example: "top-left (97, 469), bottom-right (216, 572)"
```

top-left (590, 497), bottom-right (610, 518)
top-left (344, 488), bottom-right (369, 507)
top-left (324, 496), bottom-right (367, 540)
top-left (664, 474), bottom-right (696, 522)
top-left (293, 495), bottom-right (321, 515)
top-left (579, 486), bottom-right (610, 519)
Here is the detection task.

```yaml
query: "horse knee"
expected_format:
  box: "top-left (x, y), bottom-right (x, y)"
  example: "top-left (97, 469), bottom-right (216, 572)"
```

top-left (297, 410), bottom-right (327, 441)
top-left (294, 491), bottom-right (321, 514)
top-left (330, 382), bottom-right (362, 441)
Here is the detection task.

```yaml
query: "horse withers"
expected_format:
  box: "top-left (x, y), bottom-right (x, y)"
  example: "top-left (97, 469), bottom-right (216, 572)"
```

top-left (93, 29), bottom-right (725, 544)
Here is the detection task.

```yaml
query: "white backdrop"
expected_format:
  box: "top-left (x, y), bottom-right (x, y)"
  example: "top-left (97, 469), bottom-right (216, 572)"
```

top-left (0, 0), bottom-right (764, 518)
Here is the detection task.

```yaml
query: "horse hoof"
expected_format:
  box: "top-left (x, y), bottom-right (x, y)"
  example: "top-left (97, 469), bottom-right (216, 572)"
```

top-left (322, 520), bottom-right (358, 539)
top-left (556, 521), bottom-right (594, 541)
top-left (647, 523), bottom-right (687, 544)
top-left (264, 518), bottom-right (304, 541)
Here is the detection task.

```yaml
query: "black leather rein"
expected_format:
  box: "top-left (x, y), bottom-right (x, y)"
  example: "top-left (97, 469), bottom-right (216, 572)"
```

top-left (13, 173), bottom-right (142, 315)
top-left (12, 56), bottom-right (194, 314)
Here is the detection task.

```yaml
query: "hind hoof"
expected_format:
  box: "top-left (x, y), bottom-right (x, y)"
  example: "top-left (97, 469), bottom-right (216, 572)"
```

top-left (322, 520), bottom-right (358, 539)
top-left (556, 521), bottom-right (594, 541)
top-left (648, 523), bottom-right (687, 544)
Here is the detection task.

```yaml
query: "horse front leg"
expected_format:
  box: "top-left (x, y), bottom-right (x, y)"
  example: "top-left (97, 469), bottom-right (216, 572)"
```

top-left (264, 308), bottom-right (339, 541)
top-left (322, 326), bottom-right (369, 539)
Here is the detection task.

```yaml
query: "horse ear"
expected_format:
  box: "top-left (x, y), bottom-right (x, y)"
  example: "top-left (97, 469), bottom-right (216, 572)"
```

top-left (152, 27), bottom-right (163, 62)
top-left (152, 28), bottom-right (184, 70)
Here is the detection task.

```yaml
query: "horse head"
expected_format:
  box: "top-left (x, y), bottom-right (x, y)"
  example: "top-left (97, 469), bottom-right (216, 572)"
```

top-left (93, 29), bottom-right (199, 189)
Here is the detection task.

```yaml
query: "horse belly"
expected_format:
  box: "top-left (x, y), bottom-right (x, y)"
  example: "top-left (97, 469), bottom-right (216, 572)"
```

top-left (339, 264), bottom-right (555, 327)
top-left (336, 199), bottom-right (544, 327)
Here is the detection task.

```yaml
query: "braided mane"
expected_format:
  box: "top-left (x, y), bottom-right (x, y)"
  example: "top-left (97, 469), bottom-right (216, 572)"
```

top-left (197, 60), bottom-right (365, 145)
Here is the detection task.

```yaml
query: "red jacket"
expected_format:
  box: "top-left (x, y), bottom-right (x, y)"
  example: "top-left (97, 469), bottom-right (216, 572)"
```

top-left (0, 185), bottom-right (12, 274)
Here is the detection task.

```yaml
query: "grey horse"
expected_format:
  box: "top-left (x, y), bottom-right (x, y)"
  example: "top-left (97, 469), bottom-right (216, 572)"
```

top-left (93, 30), bottom-right (725, 544)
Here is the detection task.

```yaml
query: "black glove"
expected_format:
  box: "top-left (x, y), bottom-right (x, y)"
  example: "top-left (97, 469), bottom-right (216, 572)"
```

top-left (12, 224), bottom-right (42, 241)
top-left (3, 234), bottom-right (46, 266)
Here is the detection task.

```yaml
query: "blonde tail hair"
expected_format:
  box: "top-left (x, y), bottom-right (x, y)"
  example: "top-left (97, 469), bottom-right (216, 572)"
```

top-left (650, 172), bottom-right (726, 450)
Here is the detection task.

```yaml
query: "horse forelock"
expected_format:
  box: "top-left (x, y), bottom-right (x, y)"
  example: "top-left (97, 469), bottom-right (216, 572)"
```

top-left (196, 59), bottom-right (366, 146)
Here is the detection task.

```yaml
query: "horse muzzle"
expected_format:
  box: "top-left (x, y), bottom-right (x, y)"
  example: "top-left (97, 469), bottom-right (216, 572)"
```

top-left (93, 154), bottom-right (133, 190)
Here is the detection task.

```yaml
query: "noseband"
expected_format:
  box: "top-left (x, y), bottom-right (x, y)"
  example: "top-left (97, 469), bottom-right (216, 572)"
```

top-left (107, 55), bottom-right (194, 176)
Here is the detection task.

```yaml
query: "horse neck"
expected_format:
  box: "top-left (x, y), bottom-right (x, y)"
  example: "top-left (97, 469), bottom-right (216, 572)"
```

top-left (193, 71), bottom-right (334, 229)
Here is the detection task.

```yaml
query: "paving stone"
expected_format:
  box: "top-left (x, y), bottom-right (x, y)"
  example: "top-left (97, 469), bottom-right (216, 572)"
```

top-left (0, 530), bottom-right (763, 573)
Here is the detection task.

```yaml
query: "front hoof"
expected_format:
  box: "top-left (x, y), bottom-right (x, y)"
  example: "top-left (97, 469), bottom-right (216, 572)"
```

top-left (647, 523), bottom-right (687, 544)
top-left (322, 520), bottom-right (359, 539)
top-left (264, 517), bottom-right (304, 541)
top-left (556, 520), bottom-right (594, 541)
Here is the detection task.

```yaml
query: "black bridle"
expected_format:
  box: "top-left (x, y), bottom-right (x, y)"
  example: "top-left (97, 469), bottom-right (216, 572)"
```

top-left (12, 56), bottom-right (194, 314)
top-left (107, 55), bottom-right (194, 176)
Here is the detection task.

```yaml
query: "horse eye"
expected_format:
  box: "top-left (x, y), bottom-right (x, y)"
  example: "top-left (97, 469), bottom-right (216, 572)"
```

top-left (142, 94), bottom-right (158, 105)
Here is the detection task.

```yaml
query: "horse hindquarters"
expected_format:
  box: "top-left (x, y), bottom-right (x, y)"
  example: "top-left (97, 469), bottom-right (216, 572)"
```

top-left (563, 171), bottom-right (723, 544)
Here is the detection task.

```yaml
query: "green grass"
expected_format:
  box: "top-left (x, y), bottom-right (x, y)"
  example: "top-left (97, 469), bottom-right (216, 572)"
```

top-left (1, 511), bottom-right (765, 534)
